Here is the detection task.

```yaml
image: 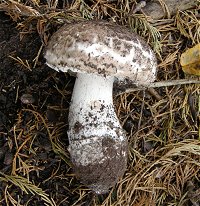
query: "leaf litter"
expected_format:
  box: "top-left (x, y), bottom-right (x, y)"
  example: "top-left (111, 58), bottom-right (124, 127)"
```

top-left (0, 0), bottom-right (199, 205)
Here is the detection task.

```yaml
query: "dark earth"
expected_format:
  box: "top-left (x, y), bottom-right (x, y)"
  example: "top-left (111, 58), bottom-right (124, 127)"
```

top-left (0, 11), bottom-right (95, 205)
top-left (0, 11), bottom-right (131, 205)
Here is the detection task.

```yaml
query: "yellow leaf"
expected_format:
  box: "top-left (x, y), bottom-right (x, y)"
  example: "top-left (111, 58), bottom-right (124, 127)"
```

top-left (182, 63), bottom-right (200, 76)
top-left (180, 43), bottom-right (200, 76)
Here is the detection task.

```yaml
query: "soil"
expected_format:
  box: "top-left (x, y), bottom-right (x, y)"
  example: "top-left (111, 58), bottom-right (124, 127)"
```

top-left (72, 137), bottom-right (127, 194)
top-left (0, 11), bottom-right (130, 205)
top-left (0, 11), bottom-right (93, 205)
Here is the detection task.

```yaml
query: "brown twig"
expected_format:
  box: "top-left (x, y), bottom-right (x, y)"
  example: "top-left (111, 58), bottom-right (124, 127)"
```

top-left (117, 79), bottom-right (200, 95)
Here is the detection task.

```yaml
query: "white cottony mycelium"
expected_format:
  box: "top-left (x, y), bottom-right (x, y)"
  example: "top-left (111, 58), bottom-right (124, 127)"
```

top-left (67, 73), bottom-right (127, 193)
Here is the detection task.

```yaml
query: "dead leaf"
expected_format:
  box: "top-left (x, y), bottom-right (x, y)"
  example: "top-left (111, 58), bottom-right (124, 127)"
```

top-left (180, 43), bottom-right (200, 76)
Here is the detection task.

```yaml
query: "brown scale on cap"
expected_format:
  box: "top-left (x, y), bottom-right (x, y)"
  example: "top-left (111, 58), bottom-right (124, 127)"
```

top-left (45, 20), bottom-right (157, 86)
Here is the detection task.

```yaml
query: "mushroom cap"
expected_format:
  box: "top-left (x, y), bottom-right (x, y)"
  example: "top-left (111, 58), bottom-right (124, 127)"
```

top-left (45, 20), bottom-right (157, 86)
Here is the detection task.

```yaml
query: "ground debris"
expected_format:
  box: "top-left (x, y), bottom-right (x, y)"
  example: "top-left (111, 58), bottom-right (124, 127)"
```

top-left (0, 0), bottom-right (199, 205)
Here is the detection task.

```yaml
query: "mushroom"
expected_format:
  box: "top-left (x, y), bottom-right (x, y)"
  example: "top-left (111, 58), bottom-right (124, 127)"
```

top-left (45, 20), bottom-right (157, 194)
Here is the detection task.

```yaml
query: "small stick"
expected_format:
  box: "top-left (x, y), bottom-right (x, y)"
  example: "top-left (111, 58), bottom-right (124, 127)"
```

top-left (147, 87), bottom-right (162, 101)
top-left (138, 90), bottom-right (145, 130)
top-left (117, 79), bottom-right (200, 95)
top-left (131, 1), bottom-right (146, 14)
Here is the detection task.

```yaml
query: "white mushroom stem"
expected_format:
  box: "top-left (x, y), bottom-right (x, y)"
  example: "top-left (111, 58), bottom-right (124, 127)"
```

top-left (67, 72), bottom-right (126, 170)
top-left (69, 72), bottom-right (115, 130)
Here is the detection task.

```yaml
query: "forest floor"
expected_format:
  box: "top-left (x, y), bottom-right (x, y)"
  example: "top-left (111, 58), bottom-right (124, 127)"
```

top-left (0, 0), bottom-right (199, 205)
